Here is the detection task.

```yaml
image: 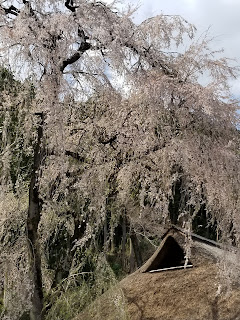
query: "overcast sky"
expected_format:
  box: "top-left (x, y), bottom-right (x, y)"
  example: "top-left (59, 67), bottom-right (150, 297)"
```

top-left (126, 0), bottom-right (240, 97)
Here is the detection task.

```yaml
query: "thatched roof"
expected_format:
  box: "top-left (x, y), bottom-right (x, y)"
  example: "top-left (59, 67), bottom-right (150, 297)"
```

top-left (120, 263), bottom-right (240, 320)
top-left (137, 225), bottom-right (227, 273)
top-left (76, 227), bottom-right (240, 320)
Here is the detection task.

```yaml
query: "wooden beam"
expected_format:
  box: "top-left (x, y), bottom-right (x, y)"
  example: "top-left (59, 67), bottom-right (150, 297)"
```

top-left (149, 264), bottom-right (193, 273)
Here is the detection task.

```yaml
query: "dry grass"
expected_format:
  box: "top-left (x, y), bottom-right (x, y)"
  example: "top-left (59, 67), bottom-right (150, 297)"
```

top-left (76, 286), bottom-right (129, 320)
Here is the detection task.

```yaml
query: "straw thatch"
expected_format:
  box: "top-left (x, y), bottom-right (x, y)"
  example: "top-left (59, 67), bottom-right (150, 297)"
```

top-left (76, 227), bottom-right (240, 320)
top-left (137, 226), bottom-right (225, 272)
top-left (120, 263), bottom-right (240, 320)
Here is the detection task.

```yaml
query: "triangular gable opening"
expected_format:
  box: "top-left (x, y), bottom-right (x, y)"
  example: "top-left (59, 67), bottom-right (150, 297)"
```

top-left (145, 236), bottom-right (192, 272)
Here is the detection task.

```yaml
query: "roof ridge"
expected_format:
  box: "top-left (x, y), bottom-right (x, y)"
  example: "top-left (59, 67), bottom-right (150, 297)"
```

top-left (164, 225), bottom-right (220, 248)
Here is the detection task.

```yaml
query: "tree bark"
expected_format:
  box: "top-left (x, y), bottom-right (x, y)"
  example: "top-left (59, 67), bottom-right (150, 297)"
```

top-left (130, 231), bottom-right (143, 269)
top-left (121, 213), bottom-right (127, 270)
top-left (129, 239), bottom-right (135, 273)
top-left (26, 113), bottom-right (44, 320)
top-left (103, 216), bottom-right (108, 252)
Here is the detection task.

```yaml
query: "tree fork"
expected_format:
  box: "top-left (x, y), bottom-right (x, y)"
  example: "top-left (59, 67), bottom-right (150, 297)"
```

top-left (26, 112), bottom-right (45, 320)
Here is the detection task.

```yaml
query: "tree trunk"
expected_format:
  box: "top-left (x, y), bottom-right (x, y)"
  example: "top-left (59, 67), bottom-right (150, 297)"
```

top-left (104, 216), bottom-right (108, 252)
top-left (121, 214), bottom-right (127, 270)
top-left (129, 239), bottom-right (135, 273)
top-left (130, 231), bottom-right (143, 269)
top-left (26, 113), bottom-right (44, 320)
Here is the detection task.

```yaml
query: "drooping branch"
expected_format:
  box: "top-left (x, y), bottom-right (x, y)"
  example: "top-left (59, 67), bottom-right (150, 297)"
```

top-left (124, 41), bottom-right (178, 77)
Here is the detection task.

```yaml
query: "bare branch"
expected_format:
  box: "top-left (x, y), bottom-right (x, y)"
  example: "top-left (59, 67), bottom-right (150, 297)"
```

top-left (60, 40), bottom-right (91, 72)
top-left (64, 0), bottom-right (78, 12)
top-left (65, 150), bottom-right (85, 162)
top-left (1, 4), bottom-right (20, 16)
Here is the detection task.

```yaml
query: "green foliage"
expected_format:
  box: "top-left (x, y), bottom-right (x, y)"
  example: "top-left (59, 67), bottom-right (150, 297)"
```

top-left (44, 254), bottom-right (118, 320)
top-left (44, 221), bottom-right (72, 272)
top-left (0, 67), bottom-right (20, 93)
top-left (0, 295), bottom-right (3, 314)
top-left (45, 282), bottom-right (93, 320)
top-left (107, 253), bottom-right (127, 279)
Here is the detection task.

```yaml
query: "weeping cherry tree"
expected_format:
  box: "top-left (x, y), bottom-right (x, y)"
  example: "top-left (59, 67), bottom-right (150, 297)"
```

top-left (0, 0), bottom-right (240, 319)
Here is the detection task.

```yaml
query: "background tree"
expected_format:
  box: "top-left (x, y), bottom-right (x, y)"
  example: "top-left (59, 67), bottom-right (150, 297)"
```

top-left (0, 1), bottom-right (239, 319)
top-left (0, 67), bottom-right (36, 319)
